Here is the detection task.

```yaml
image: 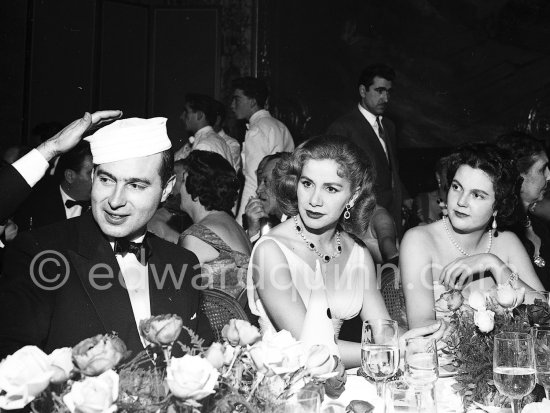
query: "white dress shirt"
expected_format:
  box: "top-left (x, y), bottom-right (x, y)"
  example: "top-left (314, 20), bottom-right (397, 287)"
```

top-left (237, 110), bottom-right (294, 224)
top-left (218, 129), bottom-right (242, 172)
top-left (357, 104), bottom-right (389, 160)
top-left (191, 126), bottom-right (234, 166)
top-left (12, 148), bottom-right (50, 188)
top-left (111, 234), bottom-right (151, 346)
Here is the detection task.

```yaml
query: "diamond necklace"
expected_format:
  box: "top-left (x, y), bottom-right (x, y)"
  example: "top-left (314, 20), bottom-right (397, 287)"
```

top-left (442, 216), bottom-right (492, 256)
top-left (293, 215), bottom-right (342, 263)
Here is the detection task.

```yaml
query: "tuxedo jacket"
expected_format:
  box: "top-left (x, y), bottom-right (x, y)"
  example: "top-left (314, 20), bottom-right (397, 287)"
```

top-left (0, 212), bottom-right (211, 359)
top-left (0, 165), bottom-right (32, 224)
top-left (327, 107), bottom-right (406, 235)
top-left (13, 175), bottom-right (66, 232)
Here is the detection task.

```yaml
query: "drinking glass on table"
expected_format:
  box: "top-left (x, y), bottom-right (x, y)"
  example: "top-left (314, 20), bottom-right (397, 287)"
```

top-left (385, 380), bottom-right (437, 413)
top-left (524, 290), bottom-right (550, 305)
top-left (276, 389), bottom-right (321, 413)
top-left (361, 319), bottom-right (400, 398)
top-left (493, 332), bottom-right (536, 413)
top-left (404, 338), bottom-right (439, 412)
top-left (532, 327), bottom-right (550, 399)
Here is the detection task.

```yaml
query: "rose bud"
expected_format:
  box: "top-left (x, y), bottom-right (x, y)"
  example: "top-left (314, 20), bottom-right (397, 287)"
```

top-left (72, 334), bottom-right (128, 377)
top-left (435, 290), bottom-right (464, 312)
top-left (221, 319), bottom-right (240, 346)
top-left (495, 283), bottom-right (524, 308)
top-left (474, 309), bottom-right (495, 333)
top-left (305, 345), bottom-right (336, 377)
top-left (140, 314), bottom-right (183, 346)
top-left (223, 345), bottom-right (235, 365)
top-left (204, 343), bottom-right (225, 370)
top-left (468, 290), bottom-right (487, 311)
top-left (63, 369), bottom-right (119, 413)
top-left (0, 346), bottom-right (53, 410)
top-left (249, 342), bottom-right (270, 375)
top-left (234, 319), bottom-right (261, 346)
top-left (486, 295), bottom-right (508, 316)
top-left (167, 355), bottom-right (219, 401)
top-left (48, 347), bottom-right (74, 384)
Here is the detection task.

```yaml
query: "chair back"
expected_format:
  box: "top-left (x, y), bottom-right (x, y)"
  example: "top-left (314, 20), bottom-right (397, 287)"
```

top-left (380, 268), bottom-right (408, 329)
top-left (200, 289), bottom-right (250, 342)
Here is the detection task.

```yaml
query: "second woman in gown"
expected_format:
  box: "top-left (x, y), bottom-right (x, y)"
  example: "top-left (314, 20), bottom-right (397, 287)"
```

top-left (400, 144), bottom-right (544, 330)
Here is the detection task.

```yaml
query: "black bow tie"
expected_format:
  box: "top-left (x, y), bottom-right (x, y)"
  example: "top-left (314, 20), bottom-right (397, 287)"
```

top-left (65, 199), bottom-right (91, 210)
top-left (113, 237), bottom-right (151, 264)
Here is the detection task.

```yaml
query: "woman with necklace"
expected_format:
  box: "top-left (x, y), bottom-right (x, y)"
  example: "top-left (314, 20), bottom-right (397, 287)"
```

top-left (247, 136), bottom-right (445, 369)
top-left (400, 144), bottom-right (544, 331)
top-left (497, 132), bottom-right (550, 290)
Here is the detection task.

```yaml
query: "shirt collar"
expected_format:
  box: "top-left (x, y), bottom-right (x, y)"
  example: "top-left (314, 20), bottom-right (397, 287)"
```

top-left (357, 103), bottom-right (380, 126)
top-left (194, 125), bottom-right (214, 139)
top-left (248, 109), bottom-right (270, 125)
top-left (59, 185), bottom-right (75, 205)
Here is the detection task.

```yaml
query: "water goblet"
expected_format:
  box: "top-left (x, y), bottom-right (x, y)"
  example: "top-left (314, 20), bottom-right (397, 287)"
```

top-left (404, 337), bottom-right (439, 412)
top-left (532, 327), bottom-right (550, 399)
top-left (493, 332), bottom-right (536, 413)
top-left (361, 319), bottom-right (400, 399)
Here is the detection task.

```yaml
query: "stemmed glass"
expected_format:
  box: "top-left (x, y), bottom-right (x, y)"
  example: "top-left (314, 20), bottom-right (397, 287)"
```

top-left (532, 327), bottom-right (550, 400)
top-left (361, 319), bottom-right (400, 399)
top-left (404, 337), bottom-right (439, 412)
top-left (524, 290), bottom-right (550, 305)
top-left (493, 332), bottom-right (536, 413)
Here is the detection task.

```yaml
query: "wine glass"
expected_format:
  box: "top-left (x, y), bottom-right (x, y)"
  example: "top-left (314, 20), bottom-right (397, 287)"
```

top-left (532, 327), bottom-right (550, 399)
top-left (404, 337), bottom-right (439, 412)
top-left (361, 319), bottom-right (400, 399)
top-left (493, 332), bottom-right (536, 413)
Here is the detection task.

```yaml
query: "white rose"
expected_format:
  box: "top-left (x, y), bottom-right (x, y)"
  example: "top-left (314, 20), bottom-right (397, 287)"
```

top-left (468, 290), bottom-right (487, 311)
top-left (49, 347), bottom-right (74, 384)
top-left (522, 399), bottom-right (550, 413)
top-left (0, 346), bottom-right (54, 410)
top-left (63, 369), bottom-right (119, 413)
top-left (495, 283), bottom-right (518, 308)
top-left (250, 330), bottom-right (304, 375)
top-left (204, 343), bottom-right (225, 370)
top-left (167, 355), bottom-right (219, 401)
top-left (474, 309), bottom-right (495, 333)
top-left (305, 345), bottom-right (336, 377)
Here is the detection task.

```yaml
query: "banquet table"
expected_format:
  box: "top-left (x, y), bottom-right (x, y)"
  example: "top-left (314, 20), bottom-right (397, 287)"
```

top-left (326, 368), bottom-right (464, 413)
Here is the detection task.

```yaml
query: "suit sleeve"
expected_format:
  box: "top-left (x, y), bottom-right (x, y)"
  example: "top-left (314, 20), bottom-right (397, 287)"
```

top-left (0, 165), bottom-right (32, 223)
top-left (0, 233), bottom-right (54, 358)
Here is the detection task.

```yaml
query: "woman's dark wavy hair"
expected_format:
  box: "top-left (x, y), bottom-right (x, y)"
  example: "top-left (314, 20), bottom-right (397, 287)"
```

top-left (272, 135), bottom-right (377, 236)
top-left (445, 143), bottom-right (520, 228)
top-left (180, 150), bottom-right (240, 213)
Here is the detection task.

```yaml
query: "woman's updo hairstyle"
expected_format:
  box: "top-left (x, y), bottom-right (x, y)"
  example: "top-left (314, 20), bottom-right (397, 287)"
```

top-left (445, 143), bottom-right (520, 228)
top-left (180, 150), bottom-right (240, 213)
top-left (272, 135), bottom-right (377, 235)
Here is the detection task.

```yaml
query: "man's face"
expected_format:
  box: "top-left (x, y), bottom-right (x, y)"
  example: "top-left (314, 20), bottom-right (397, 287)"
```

top-left (359, 76), bottom-right (392, 116)
top-left (180, 103), bottom-right (199, 134)
top-left (231, 89), bottom-right (255, 120)
top-left (256, 158), bottom-right (279, 215)
top-left (91, 153), bottom-right (174, 240)
top-left (70, 154), bottom-right (94, 200)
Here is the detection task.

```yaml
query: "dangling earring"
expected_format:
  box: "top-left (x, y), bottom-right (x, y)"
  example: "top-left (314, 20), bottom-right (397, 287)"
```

top-left (344, 204), bottom-right (351, 220)
top-left (492, 214), bottom-right (498, 237)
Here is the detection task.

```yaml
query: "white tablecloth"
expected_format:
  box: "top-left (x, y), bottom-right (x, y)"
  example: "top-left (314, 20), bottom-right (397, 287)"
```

top-left (324, 369), bottom-right (463, 413)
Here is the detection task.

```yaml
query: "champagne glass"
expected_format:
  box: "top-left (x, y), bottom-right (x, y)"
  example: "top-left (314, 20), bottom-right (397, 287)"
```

top-left (532, 327), bottom-right (550, 399)
top-left (493, 332), bottom-right (536, 413)
top-left (524, 290), bottom-right (550, 306)
top-left (361, 319), bottom-right (400, 399)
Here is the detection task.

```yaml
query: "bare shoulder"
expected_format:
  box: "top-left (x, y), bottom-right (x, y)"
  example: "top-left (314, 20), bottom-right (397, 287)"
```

top-left (401, 221), bottom-right (439, 248)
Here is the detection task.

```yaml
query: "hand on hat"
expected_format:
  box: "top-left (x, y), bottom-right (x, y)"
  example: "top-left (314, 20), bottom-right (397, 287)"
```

top-left (37, 110), bottom-right (123, 161)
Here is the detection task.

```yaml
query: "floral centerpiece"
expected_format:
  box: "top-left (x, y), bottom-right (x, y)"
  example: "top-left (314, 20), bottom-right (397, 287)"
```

top-left (436, 284), bottom-right (550, 410)
top-left (0, 315), bottom-right (346, 412)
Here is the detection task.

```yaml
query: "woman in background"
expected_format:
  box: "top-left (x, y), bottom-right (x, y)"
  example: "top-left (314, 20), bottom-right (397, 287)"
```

top-left (176, 151), bottom-right (251, 298)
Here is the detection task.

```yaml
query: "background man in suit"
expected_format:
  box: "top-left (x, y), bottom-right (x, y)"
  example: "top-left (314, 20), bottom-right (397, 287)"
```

top-left (0, 116), bottom-right (210, 358)
top-left (328, 63), bottom-right (411, 237)
top-left (14, 141), bottom-right (93, 232)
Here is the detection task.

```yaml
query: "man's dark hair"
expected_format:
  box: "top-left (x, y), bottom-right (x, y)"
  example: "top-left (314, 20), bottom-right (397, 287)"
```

top-left (213, 99), bottom-right (227, 123)
top-left (159, 148), bottom-right (175, 188)
top-left (358, 63), bottom-right (396, 90)
top-left (54, 141), bottom-right (92, 183)
top-left (185, 93), bottom-right (217, 126)
top-left (232, 77), bottom-right (269, 109)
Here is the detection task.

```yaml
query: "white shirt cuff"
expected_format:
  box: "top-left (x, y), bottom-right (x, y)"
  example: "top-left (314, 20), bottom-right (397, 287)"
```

top-left (12, 149), bottom-right (50, 188)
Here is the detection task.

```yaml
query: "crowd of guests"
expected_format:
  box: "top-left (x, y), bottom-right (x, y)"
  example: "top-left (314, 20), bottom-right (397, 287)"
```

top-left (1, 63), bottom-right (550, 372)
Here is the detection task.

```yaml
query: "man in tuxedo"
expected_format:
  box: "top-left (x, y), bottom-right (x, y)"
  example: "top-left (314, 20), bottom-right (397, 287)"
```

top-left (14, 141), bottom-right (94, 232)
top-left (0, 116), bottom-right (211, 359)
top-left (327, 63), bottom-right (410, 237)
